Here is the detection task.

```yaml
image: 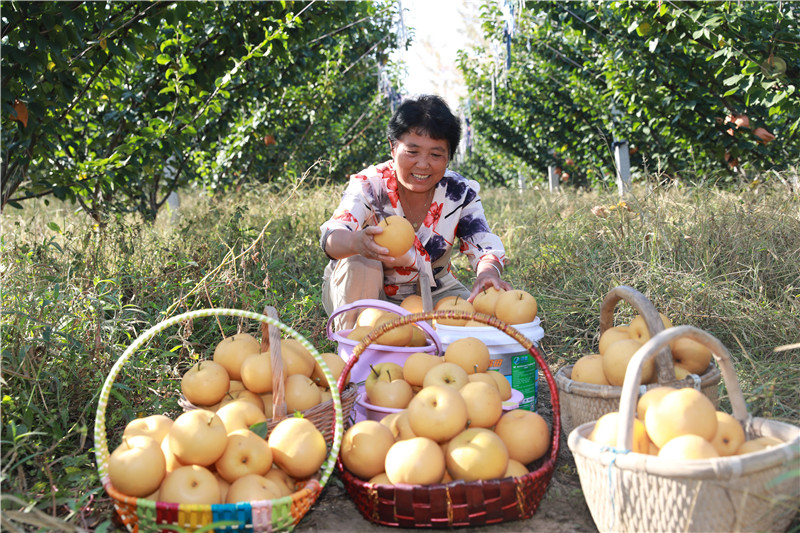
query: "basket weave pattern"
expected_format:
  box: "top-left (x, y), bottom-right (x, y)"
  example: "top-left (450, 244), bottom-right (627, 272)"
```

top-left (568, 325), bottom-right (800, 533)
top-left (334, 309), bottom-right (560, 528)
top-left (94, 308), bottom-right (344, 532)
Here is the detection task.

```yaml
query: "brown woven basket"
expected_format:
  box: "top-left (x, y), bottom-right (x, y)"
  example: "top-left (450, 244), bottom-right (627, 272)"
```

top-left (334, 310), bottom-right (560, 529)
top-left (568, 325), bottom-right (800, 532)
top-left (178, 307), bottom-right (357, 444)
top-left (555, 285), bottom-right (721, 435)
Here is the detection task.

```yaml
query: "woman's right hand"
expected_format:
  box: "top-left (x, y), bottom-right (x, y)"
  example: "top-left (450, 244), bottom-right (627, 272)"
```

top-left (324, 227), bottom-right (395, 263)
top-left (356, 226), bottom-right (395, 264)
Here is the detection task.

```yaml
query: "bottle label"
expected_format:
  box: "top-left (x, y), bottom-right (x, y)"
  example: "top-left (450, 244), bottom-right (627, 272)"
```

top-left (511, 352), bottom-right (538, 411)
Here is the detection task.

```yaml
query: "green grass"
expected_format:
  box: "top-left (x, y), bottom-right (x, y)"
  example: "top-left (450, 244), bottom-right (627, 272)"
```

top-left (2, 171), bottom-right (799, 530)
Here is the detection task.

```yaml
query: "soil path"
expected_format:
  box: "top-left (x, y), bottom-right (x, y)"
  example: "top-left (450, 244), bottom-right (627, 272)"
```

top-left (295, 377), bottom-right (598, 533)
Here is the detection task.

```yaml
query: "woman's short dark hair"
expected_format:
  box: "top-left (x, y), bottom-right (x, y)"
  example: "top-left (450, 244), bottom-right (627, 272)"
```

top-left (387, 94), bottom-right (461, 160)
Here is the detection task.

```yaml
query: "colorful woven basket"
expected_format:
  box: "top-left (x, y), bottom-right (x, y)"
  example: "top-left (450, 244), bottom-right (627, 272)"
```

top-left (568, 325), bottom-right (800, 532)
top-left (94, 308), bottom-right (344, 532)
top-left (334, 309), bottom-right (560, 528)
top-left (555, 285), bottom-right (721, 435)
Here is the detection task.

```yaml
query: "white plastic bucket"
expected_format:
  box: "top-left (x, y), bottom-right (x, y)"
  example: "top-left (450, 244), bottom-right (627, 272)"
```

top-left (435, 317), bottom-right (544, 411)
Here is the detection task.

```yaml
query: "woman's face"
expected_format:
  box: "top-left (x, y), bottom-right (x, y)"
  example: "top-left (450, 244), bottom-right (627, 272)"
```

top-left (390, 130), bottom-right (449, 194)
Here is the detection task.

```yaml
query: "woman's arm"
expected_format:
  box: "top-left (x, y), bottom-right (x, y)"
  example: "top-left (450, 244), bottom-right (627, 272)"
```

top-left (324, 227), bottom-right (397, 264)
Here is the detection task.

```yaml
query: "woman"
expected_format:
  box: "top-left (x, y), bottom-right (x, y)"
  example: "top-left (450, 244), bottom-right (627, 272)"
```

top-left (320, 95), bottom-right (512, 330)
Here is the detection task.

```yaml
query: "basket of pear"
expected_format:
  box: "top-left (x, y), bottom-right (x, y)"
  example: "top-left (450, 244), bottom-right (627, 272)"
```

top-left (555, 285), bottom-right (721, 435)
top-left (94, 308), bottom-right (345, 532)
top-left (568, 325), bottom-right (800, 532)
top-left (335, 309), bottom-right (561, 528)
top-left (178, 308), bottom-right (357, 445)
top-left (357, 335), bottom-right (523, 420)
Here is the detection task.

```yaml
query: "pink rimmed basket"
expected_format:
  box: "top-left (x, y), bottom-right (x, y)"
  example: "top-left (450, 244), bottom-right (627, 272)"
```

top-left (568, 325), bottom-right (800, 532)
top-left (94, 308), bottom-right (345, 532)
top-left (335, 309), bottom-right (560, 529)
top-left (555, 285), bottom-right (721, 435)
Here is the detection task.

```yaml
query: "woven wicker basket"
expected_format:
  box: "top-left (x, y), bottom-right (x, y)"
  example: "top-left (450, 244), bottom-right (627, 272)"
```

top-left (177, 307), bottom-right (358, 444)
top-left (335, 310), bottom-right (560, 528)
top-left (94, 308), bottom-right (345, 532)
top-left (568, 325), bottom-right (800, 533)
top-left (555, 285), bottom-right (721, 435)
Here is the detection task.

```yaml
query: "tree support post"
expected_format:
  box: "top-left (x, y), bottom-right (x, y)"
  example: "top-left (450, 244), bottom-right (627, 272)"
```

top-left (548, 166), bottom-right (560, 192)
top-left (613, 140), bottom-right (631, 196)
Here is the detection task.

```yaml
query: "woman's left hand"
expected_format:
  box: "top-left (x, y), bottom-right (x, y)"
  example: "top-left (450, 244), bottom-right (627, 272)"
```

top-left (468, 268), bottom-right (513, 302)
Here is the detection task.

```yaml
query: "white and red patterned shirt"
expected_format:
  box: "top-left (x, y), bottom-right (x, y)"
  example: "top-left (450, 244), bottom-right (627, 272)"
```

top-left (320, 160), bottom-right (506, 301)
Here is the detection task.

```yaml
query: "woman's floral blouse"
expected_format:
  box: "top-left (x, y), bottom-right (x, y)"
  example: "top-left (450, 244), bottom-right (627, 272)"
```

top-left (320, 160), bottom-right (506, 301)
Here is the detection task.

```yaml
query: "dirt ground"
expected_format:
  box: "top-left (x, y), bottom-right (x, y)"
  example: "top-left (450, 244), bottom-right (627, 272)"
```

top-left (294, 376), bottom-right (598, 533)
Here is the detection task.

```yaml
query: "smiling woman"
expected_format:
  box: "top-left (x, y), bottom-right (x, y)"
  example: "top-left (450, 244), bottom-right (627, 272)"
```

top-left (319, 94), bottom-right (512, 330)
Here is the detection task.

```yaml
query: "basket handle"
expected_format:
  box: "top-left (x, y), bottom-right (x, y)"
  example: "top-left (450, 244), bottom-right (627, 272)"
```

top-left (94, 308), bottom-right (344, 490)
top-left (325, 298), bottom-right (442, 353)
top-left (599, 285), bottom-right (675, 384)
top-left (334, 309), bottom-right (561, 469)
top-left (617, 325), bottom-right (747, 450)
top-left (259, 306), bottom-right (287, 420)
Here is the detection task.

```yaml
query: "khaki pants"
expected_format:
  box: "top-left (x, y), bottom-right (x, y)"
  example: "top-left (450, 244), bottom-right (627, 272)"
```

top-left (322, 256), bottom-right (471, 332)
top-left (322, 255), bottom-right (384, 332)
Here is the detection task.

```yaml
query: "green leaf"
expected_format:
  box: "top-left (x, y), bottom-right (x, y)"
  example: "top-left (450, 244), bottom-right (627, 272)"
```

top-left (723, 74), bottom-right (743, 86)
top-left (156, 54), bottom-right (171, 65)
